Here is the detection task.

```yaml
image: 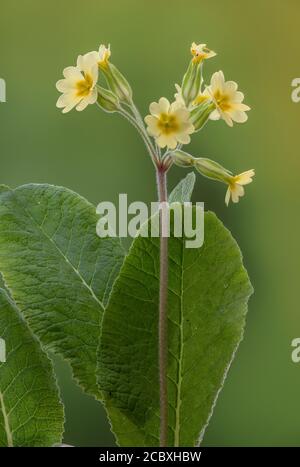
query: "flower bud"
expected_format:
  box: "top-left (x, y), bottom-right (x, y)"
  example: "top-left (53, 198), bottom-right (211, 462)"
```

top-left (102, 63), bottom-right (132, 104)
top-left (194, 158), bottom-right (232, 183)
top-left (181, 60), bottom-right (202, 108)
top-left (97, 86), bottom-right (120, 113)
top-left (190, 101), bottom-right (215, 132)
top-left (170, 150), bottom-right (195, 167)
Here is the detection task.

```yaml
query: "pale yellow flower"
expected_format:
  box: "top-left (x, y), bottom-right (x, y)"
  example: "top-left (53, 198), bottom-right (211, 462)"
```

top-left (98, 44), bottom-right (111, 66)
top-left (75, 45), bottom-right (111, 74)
top-left (145, 97), bottom-right (194, 149)
top-left (225, 169), bottom-right (255, 205)
top-left (56, 54), bottom-right (98, 113)
top-left (191, 42), bottom-right (216, 63)
top-left (204, 71), bottom-right (250, 127)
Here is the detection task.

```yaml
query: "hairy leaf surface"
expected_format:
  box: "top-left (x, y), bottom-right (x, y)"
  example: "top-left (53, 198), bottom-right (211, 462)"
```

top-left (0, 184), bottom-right (125, 399)
top-left (0, 289), bottom-right (64, 446)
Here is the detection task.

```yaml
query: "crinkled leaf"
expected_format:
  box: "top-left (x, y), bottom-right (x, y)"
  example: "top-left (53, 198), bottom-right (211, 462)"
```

top-left (0, 289), bottom-right (64, 446)
top-left (98, 208), bottom-right (253, 446)
top-left (169, 172), bottom-right (196, 203)
top-left (0, 184), bottom-right (125, 399)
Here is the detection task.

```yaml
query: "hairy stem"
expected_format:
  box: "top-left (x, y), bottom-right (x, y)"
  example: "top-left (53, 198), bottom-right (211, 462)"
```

top-left (156, 167), bottom-right (169, 447)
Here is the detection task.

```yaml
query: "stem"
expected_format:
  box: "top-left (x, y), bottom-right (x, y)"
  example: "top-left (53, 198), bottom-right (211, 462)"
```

top-left (156, 166), bottom-right (169, 447)
top-left (121, 101), bottom-right (170, 444)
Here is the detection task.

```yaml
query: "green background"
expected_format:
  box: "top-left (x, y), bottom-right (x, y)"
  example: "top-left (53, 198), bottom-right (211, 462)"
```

top-left (1, 0), bottom-right (299, 446)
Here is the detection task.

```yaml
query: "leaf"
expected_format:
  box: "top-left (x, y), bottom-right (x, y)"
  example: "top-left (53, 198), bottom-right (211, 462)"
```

top-left (98, 207), bottom-right (253, 446)
top-left (0, 288), bottom-right (64, 446)
top-left (0, 184), bottom-right (125, 399)
top-left (169, 172), bottom-right (196, 203)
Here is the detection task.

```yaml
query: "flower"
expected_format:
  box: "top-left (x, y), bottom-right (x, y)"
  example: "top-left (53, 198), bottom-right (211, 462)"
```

top-left (225, 169), bottom-right (255, 205)
top-left (145, 97), bottom-right (194, 149)
top-left (82, 44), bottom-right (111, 69)
top-left (81, 44), bottom-right (132, 103)
top-left (204, 71), bottom-right (250, 126)
top-left (98, 44), bottom-right (111, 67)
top-left (191, 43), bottom-right (216, 63)
top-left (56, 54), bottom-right (98, 113)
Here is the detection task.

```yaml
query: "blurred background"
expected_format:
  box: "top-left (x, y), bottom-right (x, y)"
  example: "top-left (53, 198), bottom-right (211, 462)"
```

top-left (1, 0), bottom-right (300, 446)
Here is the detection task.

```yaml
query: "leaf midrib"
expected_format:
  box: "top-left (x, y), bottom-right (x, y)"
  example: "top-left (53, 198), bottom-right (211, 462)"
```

top-left (174, 239), bottom-right (185, 446)
top-left (0, 391), bottom-right (13, 447)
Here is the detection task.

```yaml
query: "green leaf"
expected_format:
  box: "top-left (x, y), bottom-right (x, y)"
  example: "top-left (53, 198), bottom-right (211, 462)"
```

top-left (0, 289), bottom-right (64, 446)
top-left (169, 172), bottom-right (196, 203)
top-left (0, 184), bottom-right (125, 399)
top-left (98, 208), bottom-right (253, 446)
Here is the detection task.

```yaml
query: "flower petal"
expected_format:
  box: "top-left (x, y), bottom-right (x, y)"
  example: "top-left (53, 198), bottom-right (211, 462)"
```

top-left (176, 133), bottom-right (191, 145)
top-left (229, 109), bottom-right (248, 123)
top-left (221, 111), bottom-right (233, 127)
top-left (224, 80), bottom-right (238, 94)
top-left (231, 184), bottom-right (244, 203)
top-left (149, 102), bottom-right (161, 117)
top-left (173, 107), bottom-right (190, 120)
top-left (156, 133), bottom-right (177, 149)
top-left (232, 91), bottom-right (245, 103)
top-left (56, 79), bottom-right (73, 93)
top-left (88, 87), bottom-right (98, 104)
top-left (225, 186), bottom-right (231, 206)
top-left (235, 103), bottom-right (251, 112)
top-left (211, 71), bottom-right (225, 92)
top-left (158, 97), bottom-right (170, 113)
top-left (209, 109), bottom-right (221, 121)
top-left (62, 98), bottom-right (81, 114)
top-left (236, 170), bottom-right (255, 185)
top-left (63, 66), bottom-right (82, 81)
top-left (145, 116), bottom-right (161, 136)
top-left (56, 92), bottom-right (78, 108)
top-left (78, 51), bottom-right (99, 72)
top-left (76, 98), bottom-right (90, 112)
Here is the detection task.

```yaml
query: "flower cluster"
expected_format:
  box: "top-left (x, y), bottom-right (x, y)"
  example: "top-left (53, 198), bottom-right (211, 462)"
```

top-left (56, 42), bottom-right (254, 205)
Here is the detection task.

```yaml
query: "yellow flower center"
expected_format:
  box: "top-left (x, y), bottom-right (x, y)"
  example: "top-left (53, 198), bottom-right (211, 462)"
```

top-left (157, 113), bottom-right (179, 135)
top-left (192, 53), bottom-right (206, 64)
top-left (76, 73), bottom-right (93, 97)
top-left (191, 46), bottom-right (210, 63)
top-left (213, 90), bottom-right (231, 112)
